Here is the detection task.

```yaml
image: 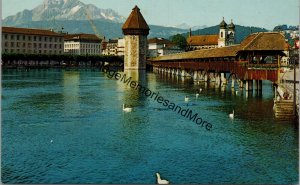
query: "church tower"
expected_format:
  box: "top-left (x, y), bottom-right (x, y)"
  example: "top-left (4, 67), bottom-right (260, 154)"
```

top-left (218, 17), bottom-right (227, 47)
top-left (122, 6), bottom-right (150, 70)
top-left (227, 19), bottom-right (235, 45)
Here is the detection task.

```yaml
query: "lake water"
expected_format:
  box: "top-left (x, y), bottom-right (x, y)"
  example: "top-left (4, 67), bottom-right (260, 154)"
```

top-left (2, 69), bottom-right (298, 184)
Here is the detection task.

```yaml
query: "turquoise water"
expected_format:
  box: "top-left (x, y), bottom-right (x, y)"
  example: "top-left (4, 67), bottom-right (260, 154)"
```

top-left (2, 69), bottom-right (298, 184)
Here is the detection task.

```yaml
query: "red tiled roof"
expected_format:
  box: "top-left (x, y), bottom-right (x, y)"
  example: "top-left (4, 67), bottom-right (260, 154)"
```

top-left (2, 26), bottom-right (63, 37)
top-left (187, 35), bottom-right (219, 46)
top-left (148, 38), bottom-right (174, 45)
top-left (122, 5), bottom-right (150, 35)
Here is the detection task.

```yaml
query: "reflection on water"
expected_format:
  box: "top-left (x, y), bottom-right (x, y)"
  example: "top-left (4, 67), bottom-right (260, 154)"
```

top-left (1, 69), bottom-right (298, 184)
top-left (63, 71), bottom-right (80, 118)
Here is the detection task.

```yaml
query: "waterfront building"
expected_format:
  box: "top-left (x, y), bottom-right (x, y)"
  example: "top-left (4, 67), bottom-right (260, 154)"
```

top-left (122, 5), bottom-right (150, 70)
top-left (64, 33), bottom-right (102, 55)
top-left (117, 38), bottom-right (125, 56)
top-left (1, 26), bottom-right (64, 54)
top-left (103, 39), bottom-right (118, 55)
top-left (187, 18), bottom-right (235, 51)
top-left (147, 37), bottom-right (184, 58)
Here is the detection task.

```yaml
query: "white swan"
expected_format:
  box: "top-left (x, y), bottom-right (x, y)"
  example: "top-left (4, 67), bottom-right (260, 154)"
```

top-left (235, 90), bottom-right (239, 95)
top-left (196, 93), bottom-right (199, 98)
top-left (229, 110), bottom-right (234, 119)
top-left (122, 104), bottom-right (132, 112)
top-left (156, 173), bottom-right (169, 184)
top-left (199, 88), bottom-right (203, 92)
top-left (184, 96), bottom-right (189, 102)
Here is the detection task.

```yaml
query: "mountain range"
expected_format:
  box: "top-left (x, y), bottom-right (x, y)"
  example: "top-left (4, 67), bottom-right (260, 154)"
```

top-left (2, 0), bottom-right (188, 39)
top-left (2, 0), bottom-right (269, 41)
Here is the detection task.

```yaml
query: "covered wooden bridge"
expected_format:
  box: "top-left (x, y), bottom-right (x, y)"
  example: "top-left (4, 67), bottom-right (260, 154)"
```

top-left (148, 32), bottom-right (286, 91)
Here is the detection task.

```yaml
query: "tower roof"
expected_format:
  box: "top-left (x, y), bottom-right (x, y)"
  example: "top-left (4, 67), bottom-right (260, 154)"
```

top-left (219, 17), bottom-right (227, 29)
top-left (122, 5), bottom-right (150, 35)
top-left (228, 19), bottom-right (235, 30)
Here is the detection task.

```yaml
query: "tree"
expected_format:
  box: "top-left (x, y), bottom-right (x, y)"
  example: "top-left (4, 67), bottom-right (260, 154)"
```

top-left (170, 34), bottom-right (187, 50)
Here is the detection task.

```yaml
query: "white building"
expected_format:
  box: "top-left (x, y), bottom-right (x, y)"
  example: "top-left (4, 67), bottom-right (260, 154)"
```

top-left (103, 38), bottom-right (125, 56)
top-left (64, 34), bottom-right (102, 55)
top-left (148, 37), bottom-right (184, 58)
top-left (2, 26), bottom-right (64, 54)
top-left (117, 38), bottom-right (125, 56)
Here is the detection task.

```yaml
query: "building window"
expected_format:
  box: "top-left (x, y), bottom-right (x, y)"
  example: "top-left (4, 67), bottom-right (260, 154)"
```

top-left (17, 35), bottom-right (20, 40)
top-left (23, 35), bottom-right (26, 40)
top-left (11, 35), bottom-right (14, 39)
top-left (34, 36), bottom-right (36, 41)
top-left (39, 43), bottom-right (42, 48)
top-left (23, 49), bottom-right (26, 53)
top-left (16, 42), bottom-right (20, 48)
top-left (4, 34), bottom-right (8, 39)
top-left (39, 50), bottom-right (42, 54)
top-left (23, 43), bottom-right (26, 47)
top-left (11, 42), bottom-right (14, 47)
top-left (34, 43), bottom-right (37, 48)
top-left (28, 36), bottom-right (31, 41)
top-left (44, 50), bottom-right (47, 54)
top-left (49, 37), bottom-right (52, 42)
top-left (44, 37), bottom-right (47, 42)
top-left (39, 36), bottom-right (42, 41)
top-left (59, 44), bottom-right (62, 49)
top-left (44, 44), bottom-right (47, 48)
top-left (55, 37), bottom-right (57, 42)
top-left (28, 43), bottom-right (32, 48)
top-left (54, 44), bottom-right (57, 49)
top-left (49, 44), bottom-right (52, 48)
top-left (221, 32), bottom-right (223, 38)
top-left (4, 42), bottom-right (8, 47)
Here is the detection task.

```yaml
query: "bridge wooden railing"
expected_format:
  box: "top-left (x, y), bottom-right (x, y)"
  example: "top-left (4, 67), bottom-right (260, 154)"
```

top-left (149, 59), bottom-right (279, 82)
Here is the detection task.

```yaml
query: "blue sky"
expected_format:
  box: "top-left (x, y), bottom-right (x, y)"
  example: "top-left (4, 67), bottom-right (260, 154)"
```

top-left (2, 0), bottom-right (299, 30)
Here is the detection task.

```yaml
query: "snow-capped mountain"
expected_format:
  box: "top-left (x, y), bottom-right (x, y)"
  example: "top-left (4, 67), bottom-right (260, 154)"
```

top-left (3, 0), bottom-right (126, 25)
top-left (172, 23), bottom-right (208, 30)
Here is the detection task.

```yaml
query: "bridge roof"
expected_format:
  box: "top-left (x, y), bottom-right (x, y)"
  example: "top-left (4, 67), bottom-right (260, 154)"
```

top-left (240, 32), bottom-right (285, 51)
top-left (150, 32), bottom-right (286, 61)
top-left (151, 45), bottom-right (240, 61)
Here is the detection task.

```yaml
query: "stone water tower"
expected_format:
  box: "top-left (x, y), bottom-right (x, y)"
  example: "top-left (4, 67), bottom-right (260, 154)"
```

top-left (122, 6), bottom-right (150, 70)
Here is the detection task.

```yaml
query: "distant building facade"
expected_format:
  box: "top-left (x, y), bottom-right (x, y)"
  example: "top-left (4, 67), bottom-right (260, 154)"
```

top-left (117, 38), bottom-right (125, 56)
top-left (2, 26), bottom-right (64, 54)
top-left (148, 37), bottom-right (184, 57)
top-left (64, 34), bottom-right (102, 55)
top-left (187, 18), bottom-right (235, 51)
top-left (102, 38), bottom-right (125, 56)
top-left (103, 39), bottom-right (118, 55)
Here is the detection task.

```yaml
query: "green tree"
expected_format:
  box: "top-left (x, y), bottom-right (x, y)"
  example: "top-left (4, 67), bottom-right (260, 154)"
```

top-left (170, 34), bottom-right (187, 50)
